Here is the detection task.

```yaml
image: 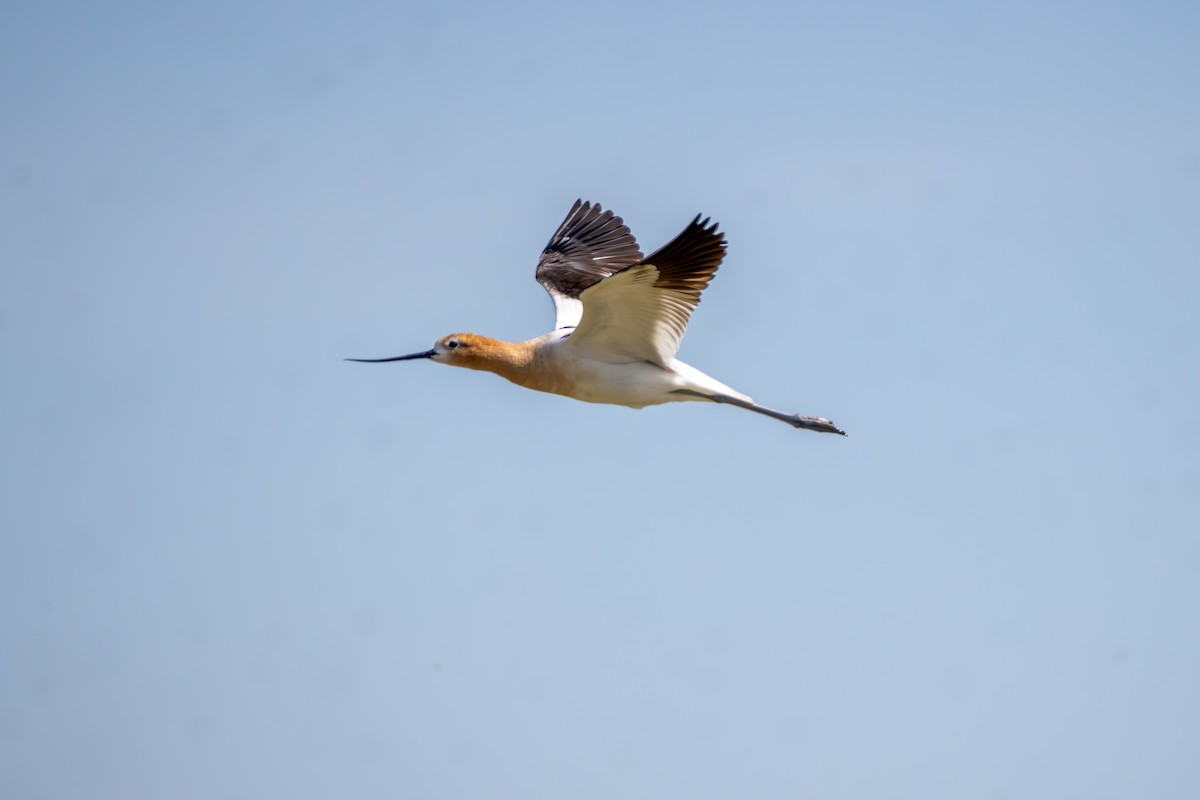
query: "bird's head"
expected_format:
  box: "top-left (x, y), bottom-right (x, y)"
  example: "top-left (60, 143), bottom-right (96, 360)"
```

top-left (346, 333), bottom-right (508, 371)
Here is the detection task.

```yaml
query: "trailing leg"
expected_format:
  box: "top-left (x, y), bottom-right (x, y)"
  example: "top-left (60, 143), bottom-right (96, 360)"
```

top-left (710, 394), bottom-right (846, 435)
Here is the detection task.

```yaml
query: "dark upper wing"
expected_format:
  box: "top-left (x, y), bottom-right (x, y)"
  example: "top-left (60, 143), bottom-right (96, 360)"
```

top-left (639, 214), bottom-right (725, 312)
top-left (564, 214), bottom-right (727, 366)
top-left (535, 200), bottom-right (643, 329)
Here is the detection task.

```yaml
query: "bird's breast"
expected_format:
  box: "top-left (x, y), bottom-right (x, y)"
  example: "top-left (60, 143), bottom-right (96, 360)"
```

top-left (521, 349), bottom-right (679, 408)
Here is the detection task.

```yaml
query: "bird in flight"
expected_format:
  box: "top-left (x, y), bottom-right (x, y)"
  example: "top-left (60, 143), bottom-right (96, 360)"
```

top-left (349, 200), bottom-right (845, 434)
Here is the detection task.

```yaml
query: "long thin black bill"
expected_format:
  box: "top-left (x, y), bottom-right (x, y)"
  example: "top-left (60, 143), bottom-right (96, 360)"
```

top-left (344, 349), bottom-right (436, 363)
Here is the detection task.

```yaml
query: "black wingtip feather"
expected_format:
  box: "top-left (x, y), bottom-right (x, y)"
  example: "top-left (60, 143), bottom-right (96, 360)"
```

top-left (535, 200), bottom-right (644, 300)
top-left (638, 213), bottom-right (727, 301)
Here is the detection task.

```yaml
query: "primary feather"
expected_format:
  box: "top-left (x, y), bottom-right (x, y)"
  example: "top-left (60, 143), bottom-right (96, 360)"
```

top-left (535, 200), bottom-right (643, 330)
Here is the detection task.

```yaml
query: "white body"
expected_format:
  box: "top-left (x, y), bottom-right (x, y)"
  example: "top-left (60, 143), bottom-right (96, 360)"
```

top-left (539, 331), bottom-right (750, 408)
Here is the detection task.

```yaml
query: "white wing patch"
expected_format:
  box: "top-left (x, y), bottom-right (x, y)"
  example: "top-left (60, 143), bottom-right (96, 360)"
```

top-left (550, 294), bottom-right (584, 330)
top-left (563, 265), bottom-right (700, 367)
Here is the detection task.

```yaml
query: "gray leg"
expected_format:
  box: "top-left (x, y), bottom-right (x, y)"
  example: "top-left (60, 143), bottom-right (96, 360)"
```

top-left (672, 390), bottom-right (846, 435)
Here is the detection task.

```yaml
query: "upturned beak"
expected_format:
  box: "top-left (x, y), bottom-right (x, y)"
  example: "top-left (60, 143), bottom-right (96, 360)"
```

top-left (345, 349), bottom-right (436, 363)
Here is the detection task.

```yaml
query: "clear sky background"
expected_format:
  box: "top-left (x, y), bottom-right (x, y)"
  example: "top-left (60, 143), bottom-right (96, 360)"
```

top-left (3, 1), bottom-right (1198, 798)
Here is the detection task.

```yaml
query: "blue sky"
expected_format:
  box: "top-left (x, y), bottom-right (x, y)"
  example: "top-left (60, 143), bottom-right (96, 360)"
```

top-left (3, 1), bottom-right (1199, 798)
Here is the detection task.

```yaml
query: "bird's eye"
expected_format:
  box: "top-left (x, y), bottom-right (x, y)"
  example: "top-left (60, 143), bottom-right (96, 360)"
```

top-left (447, 339), bottom-right (459, 349)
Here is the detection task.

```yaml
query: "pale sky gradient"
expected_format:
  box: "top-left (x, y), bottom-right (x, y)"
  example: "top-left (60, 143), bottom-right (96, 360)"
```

top-left (3, 1), bottom-right (1199, 798)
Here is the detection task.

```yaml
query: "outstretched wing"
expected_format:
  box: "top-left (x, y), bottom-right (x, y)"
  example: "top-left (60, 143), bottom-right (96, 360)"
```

top-left (536, 200), bottom-right (643, 330)
top-left (564, 215), bottom-right (726, 367)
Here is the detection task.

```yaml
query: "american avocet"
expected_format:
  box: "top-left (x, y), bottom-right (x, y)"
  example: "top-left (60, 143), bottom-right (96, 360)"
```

top-left (349, 200), bottom-right (845, 434)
